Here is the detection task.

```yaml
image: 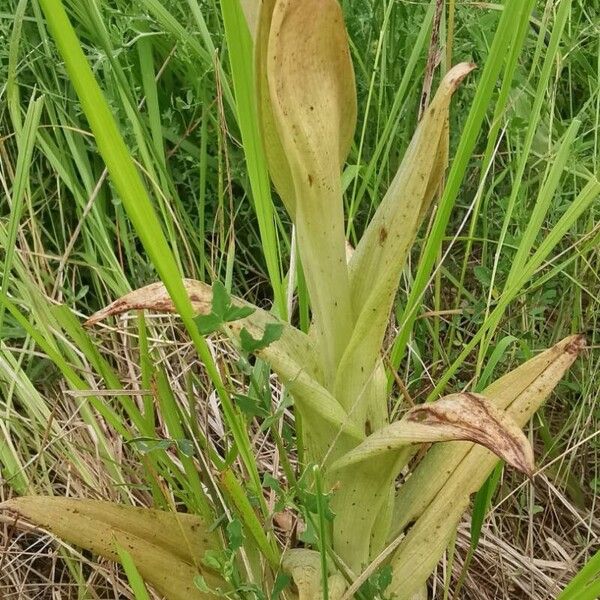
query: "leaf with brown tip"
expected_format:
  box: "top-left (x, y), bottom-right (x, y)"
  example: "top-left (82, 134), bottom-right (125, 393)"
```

top-left (327, 392), bottom-right (533, 571)
top-left (86, 280), bottom-right (363, 464)
top-left (1, 497), bottom-right (224, 600)
top-left (331, 393), bottom-right (534, 476)
top-left (390, 334), bottom-right (585, 538)
top-left (86, 278), bottom-right (322, 383)
top-left (387, 335), bottom-right (585, 599)
top-left (333, 63), bottom-right (475, 427)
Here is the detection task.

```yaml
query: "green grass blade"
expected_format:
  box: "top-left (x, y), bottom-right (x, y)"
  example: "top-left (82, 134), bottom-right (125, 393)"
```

top-left (220, 0), bottom-right (286, 317)
top-left (36, 0), bottom-right (265, 503)
top-left (557, 549), bottom-right (600, 600)
top-left (0, 95), bottom-right (44, 333)
top-left (116, 544), bottom-right (152, 600)
top-left (389, 0), bottom-right (534, 371)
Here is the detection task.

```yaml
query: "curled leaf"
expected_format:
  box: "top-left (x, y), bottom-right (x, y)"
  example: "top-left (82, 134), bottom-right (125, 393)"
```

top-left (267, 0), bottom-right (357, 384)
top-left (387, 335), bottom-right (585, 599)
top-left (328, 392), bottom-right (533, 571)
top-left (390, 334), bottom-right (586, 537)
top-left (331, 392), bottom-right (534, 476)
top-left (1, 497), bottom-right (224, 600)
top-left (86, 279), bottom-right (321, 382)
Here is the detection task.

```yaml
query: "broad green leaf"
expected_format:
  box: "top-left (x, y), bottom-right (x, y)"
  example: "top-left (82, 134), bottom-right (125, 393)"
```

top-left (282, 549), bottom-right (346, 600)
top-left (1, 497), bottom-right (225, 600)
top-left (327, 392), bottom-right (533, 571)
top-left (267, 0), bottom-right (357, 385)
top-left (334, 63), bottom-right (475, 428)
top-left (387, 335), bottom-right (585, 598)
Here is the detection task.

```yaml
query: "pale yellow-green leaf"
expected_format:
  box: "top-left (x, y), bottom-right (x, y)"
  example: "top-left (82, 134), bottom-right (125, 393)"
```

top-left (282, 549), bottom-right (347, 600)
top-left (86, 280), bottom-right (363, 464)
top-left (255, 0), bottom-right (295, 215)
top-left (349, 63), bottom-right (474, 306)
top-left (267, 0), bottom-right (357, 385)
top-left (334, 63), bottom-right (475, 428)
top-left (327, 392), bottom-right (533, 571)
top-left (240, 0), bottom-right (259, 38)
top-left (390, 334), bottom-right (585, 537)
top-left (387, 334), bottom-right (585, 598)
top-left (331, 393), bottom-right (534, 475)
top-left (1, 497), bottom-right (224, 600)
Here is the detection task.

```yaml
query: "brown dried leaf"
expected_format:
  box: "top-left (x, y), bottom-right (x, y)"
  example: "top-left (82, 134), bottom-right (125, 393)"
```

top-left (387, 335), bottom-right (586, 599)
top-left (86, 280), bottom-right (363, 464)
top-left (331, 392), bottom-right (534, 476)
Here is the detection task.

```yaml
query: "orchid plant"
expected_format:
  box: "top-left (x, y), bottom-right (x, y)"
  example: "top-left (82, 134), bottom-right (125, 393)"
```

top-left (2, 1), bottom-right (586, 599)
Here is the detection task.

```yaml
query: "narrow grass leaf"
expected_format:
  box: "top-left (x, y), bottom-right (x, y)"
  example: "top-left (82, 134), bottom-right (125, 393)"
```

top-left (221, 0), bottom-right (286, 316)
top-left (116, 544), bottom-right (152, 600)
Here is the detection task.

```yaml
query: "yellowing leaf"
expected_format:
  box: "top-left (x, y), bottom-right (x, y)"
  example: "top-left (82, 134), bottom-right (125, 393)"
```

top-left (1, 497), bottom-right (225, 600)
top-left (334, 63), bottom-right (475, 428)
top-left (331, 392), bottom-right (534, 475)
top-left (390, 334), bottom-right (585, 537)
top-left (86, 279), bottom-right (322, 383)
top-left (267, 0), bottom-right (357, 385)
top-left (387, 334), bottom-right (585, 599)
top-left (327, 392), bottom-right (533, 571)
top-left (255, 0), bottom-right (295, 215)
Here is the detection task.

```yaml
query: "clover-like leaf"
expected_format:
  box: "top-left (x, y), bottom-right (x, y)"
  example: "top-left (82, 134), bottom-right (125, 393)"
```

top-left (240, 322), bottom-right (284, 353)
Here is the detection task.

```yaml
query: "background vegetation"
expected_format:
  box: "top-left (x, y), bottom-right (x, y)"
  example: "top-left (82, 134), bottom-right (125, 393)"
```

top-left (0, 0), bottom-right (598, 598)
